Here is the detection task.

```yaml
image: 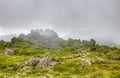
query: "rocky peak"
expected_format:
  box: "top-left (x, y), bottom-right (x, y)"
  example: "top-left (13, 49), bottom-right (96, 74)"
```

top-left (19, 29), bottom-right (61, 49)
top-left (29, 29), bottom-right (58, 38)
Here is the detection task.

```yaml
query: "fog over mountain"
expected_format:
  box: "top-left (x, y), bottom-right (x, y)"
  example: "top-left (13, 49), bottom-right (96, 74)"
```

top-left (0, 0), bottom-right (120, 44)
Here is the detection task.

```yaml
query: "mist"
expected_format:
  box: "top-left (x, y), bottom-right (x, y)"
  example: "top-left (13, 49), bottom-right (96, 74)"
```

top-left (0, 0), bottom-right (120, 43)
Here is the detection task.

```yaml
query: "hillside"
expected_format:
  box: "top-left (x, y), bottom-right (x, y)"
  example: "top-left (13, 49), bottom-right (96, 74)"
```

top-left (0, 37), bottom-right (120, 78)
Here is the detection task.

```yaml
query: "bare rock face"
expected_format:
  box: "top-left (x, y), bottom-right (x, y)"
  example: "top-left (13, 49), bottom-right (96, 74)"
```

top-left (4, 48), bottom-right (17, 55)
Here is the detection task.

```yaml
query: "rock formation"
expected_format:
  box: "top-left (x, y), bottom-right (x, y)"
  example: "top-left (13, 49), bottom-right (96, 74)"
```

top-left (19, 29), bottom-right (62, 49)
top-left (24, 57), bottom-right (61, 68)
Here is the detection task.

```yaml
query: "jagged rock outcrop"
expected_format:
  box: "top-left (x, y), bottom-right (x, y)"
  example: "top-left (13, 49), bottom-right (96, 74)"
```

top-left (24, 57), bottom-right (62, 68)
top-left (24, 57), bottom-right (40, 66)
top-left (3, 48), bottom-right (18, 55)
top-left (37, 57), bottom-right (60, 68)
top-left (19, 29), bottom-right (96, 49)
top-left (19, 29), bottom-right (62, 49)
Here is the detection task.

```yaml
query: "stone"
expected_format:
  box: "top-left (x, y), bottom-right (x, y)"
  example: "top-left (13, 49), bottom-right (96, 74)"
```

top-left (90, 47), bottom-right (97, 51)
top-left (37, 57), bottom-right (60, 68)
top-left (3, 48), bottom-right (17, 55)
top-left (37, 57), bottom-right (52, 68)
top-left (81, 57), bottom-right (93, 66)
top-left (24, 57), bottom-right (40, 66)
top-left (75, 48), bottom-right (90, 54)
top-left (81, 49), bottom-right (88, 53)
top-left (24, 57), bottom-right (62, 68)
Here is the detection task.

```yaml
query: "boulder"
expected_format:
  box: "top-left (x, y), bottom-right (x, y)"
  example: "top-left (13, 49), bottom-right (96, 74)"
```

top-left (3, 48), bottom-right (17, 55)
top-left (24, 57), bottom-right (40, 66)
top-left (24, 57), bottom-right (61, 68)
top-left (75, 48), bottom-right (90, 54)
top-left (37, 57), bottom-right (60, 68)
top-left (37, 57), bottom-right (52, 68)
top-left (81, 57), bottom-right (94, 66)
top-left (90, 47), bottom-right (97, 51)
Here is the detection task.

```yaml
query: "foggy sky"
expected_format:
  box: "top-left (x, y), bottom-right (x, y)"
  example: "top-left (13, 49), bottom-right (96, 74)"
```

top-left (0, 0), bottom-right (120, 43)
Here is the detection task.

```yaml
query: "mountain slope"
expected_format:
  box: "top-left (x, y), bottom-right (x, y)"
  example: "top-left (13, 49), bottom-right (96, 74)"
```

top-left (0, 40), bottom-right (120, 78)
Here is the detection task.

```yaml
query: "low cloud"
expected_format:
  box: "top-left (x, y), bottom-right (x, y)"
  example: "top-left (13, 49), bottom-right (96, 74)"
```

top-left (0, 0), bottom-right (120, 43)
